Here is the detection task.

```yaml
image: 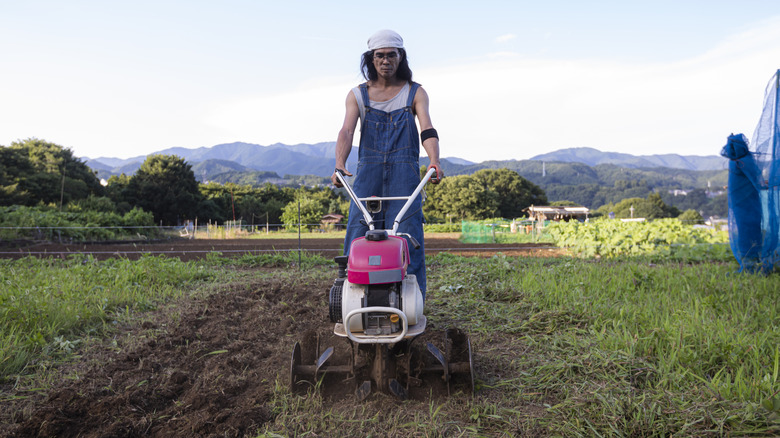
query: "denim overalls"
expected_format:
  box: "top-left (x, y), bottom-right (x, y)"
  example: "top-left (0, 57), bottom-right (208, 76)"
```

top-left (344, 81), bottom-right (427, 297)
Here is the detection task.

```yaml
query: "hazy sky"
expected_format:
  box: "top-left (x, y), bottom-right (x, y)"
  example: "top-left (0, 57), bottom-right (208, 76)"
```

top-left (2, 1), bottom-right (780, 163)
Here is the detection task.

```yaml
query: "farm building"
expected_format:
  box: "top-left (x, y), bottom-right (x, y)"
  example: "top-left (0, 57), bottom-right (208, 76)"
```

top-left (524, 205), bottom-right (590, 223)
top-left (321, 213), bottom-right (345, 230)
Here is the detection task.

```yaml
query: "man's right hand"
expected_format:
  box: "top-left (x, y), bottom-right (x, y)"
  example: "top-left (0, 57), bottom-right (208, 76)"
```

top-left (332, 168), bottom-right (353, 187)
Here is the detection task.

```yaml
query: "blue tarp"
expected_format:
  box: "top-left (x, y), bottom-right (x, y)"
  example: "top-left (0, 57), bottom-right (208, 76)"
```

top-left (721, 69), bottom-right (780, 273)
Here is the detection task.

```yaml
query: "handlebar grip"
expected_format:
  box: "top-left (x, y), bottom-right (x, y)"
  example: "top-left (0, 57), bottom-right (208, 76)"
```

top-left (399, 233), bottom-right (420, 249)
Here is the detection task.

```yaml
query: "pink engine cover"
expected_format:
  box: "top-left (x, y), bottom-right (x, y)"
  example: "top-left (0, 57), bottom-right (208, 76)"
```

top-left (347, 235), bottom-right (409, 285)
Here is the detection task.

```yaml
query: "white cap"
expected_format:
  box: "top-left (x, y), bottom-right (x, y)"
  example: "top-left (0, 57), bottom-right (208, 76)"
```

top-left (367, 29), bottom-right (404, 51)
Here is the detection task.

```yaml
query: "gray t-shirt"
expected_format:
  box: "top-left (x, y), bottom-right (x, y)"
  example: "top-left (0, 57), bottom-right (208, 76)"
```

top-left (352, 82), bottom-right (411, 126)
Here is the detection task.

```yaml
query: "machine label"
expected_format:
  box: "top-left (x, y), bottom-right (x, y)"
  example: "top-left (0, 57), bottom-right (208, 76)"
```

top-left (368, 269), bottom-right (402, 284)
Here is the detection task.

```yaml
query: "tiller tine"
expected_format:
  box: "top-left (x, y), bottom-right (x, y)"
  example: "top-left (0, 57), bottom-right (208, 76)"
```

top-left (315, 347), bottom-right (334, 380)
top-left (290, 341), bottom-right (305, 391)
top-left (356, 381), bottom-right (372, 401)
top-left (290, 340), bottom-right (351, 394)
top-left (352, 341), bottom-right (414, 401)
top-left (426, 342), bottom-right (450, 394)
top-left (367, 343), bottom-right (410, 401)
top-left (389, 378), bottom-right (408, 400)
top-left (423, 328), bottom-right (475, 395)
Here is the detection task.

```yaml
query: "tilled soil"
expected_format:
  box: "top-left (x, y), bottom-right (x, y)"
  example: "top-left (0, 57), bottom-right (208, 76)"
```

top-left (0, 237), bottom-right (562, 437)
top-left (3, 267), bottom-right (336, 437)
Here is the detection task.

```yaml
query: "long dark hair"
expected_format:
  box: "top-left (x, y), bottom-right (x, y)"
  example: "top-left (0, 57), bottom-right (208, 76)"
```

top-left (361, 48), bottom-right (413, 83)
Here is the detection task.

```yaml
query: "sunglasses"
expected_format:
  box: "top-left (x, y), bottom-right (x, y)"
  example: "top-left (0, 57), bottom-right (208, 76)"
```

top-left (373, 51), bottom-right (399, 60)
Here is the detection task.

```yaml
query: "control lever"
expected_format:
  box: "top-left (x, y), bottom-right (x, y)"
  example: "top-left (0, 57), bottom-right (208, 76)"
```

top-left (398, 233), bottom-right (420, 249)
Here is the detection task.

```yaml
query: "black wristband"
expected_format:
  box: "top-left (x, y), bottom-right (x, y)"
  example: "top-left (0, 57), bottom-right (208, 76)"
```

top-left (421, 128), bottom-right (438, 142)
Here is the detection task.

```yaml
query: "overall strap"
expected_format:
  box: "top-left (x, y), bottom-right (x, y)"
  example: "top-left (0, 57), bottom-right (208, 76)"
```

top-left (359, 83), bottom-right (371, 108)
top-left (405, 82), bottom-right (420, 107)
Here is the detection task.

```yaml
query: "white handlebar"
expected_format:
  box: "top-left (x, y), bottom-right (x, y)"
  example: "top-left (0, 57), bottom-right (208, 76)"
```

top-left (335, 167), bottom-right (437, 235)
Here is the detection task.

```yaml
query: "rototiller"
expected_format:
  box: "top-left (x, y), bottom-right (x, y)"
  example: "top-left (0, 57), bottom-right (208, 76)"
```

top-left (290, 167), bottom-right (474, 400)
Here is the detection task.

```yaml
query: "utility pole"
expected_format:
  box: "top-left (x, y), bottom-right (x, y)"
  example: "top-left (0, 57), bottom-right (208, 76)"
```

top-left (59, 167), bottom-right (66, 211)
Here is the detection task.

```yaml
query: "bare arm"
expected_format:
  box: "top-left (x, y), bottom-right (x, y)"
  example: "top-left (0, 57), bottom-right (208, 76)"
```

top-left (413, 86), bottom-right (443, 182)
top-left (332, 91), bottom-right (360, 186)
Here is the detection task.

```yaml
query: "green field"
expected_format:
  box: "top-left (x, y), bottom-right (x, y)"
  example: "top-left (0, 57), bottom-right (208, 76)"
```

top-left (1, 246), bottom-right (778, 436)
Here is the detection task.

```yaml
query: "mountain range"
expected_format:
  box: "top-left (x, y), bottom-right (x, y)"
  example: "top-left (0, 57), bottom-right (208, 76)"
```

top-left (84, 142), bottom-right (726, 183)
top-left (530, 147), bottom-right (725, 171)
top-left (86, 142), bottom-right (357, 182)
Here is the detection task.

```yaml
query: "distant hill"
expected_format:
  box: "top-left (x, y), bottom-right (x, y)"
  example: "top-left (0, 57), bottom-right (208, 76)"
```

top-left (450, 160), bottom-right (728, 189)
top-left (442, 159), bottom-right (728, 211)
top-left (86, 142), bottom-right (360, 181)
top-left (442, 157), bottom-right (475, 166)
top-left (80, 142), bottom-right (730, 215)
top-left (191, 159), bottom-right (252, 182)
top-left (84, 142), bottom-right (726, 189)
top-left (530, 147), bottom-right (725, 171)
top-left (206, 170), bottom-right (286, 186)
top-left (82, 141), bottom-right (730, 212)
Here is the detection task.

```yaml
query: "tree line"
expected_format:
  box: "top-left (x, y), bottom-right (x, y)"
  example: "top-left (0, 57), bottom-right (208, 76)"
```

top-left (2, 138), bottom-right (709, 229)
top-left (444, 159), bottom-right (729, 218)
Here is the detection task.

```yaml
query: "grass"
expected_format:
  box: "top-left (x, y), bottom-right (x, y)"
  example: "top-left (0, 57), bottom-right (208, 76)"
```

top-left (0, 255), bottom-right (222, 380)
top-left (0, 251), bottom-right (331, 383)
top-left (202, 249), bottom-right (332, 269)
top-left (2, 249), bottom-right (778, 436)
top-left (422, 253), bottom-right (780, 436)
top-left (191, 227), bottom-right (347, 240)
top-left (261, 253), bottom-right (779, 436)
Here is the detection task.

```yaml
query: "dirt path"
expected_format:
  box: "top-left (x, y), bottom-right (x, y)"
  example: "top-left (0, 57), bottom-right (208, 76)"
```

top-left (1, 236), bottom-right (563, 261)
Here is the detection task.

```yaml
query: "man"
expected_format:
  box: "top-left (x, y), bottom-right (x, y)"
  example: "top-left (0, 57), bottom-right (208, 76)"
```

top-left (332, 29), bottom-right (442, 298)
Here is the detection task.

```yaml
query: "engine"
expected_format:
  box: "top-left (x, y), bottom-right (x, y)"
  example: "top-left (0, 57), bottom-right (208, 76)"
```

top-left (361, 282), bottom-right (402, 335)
top-left (329, 231), bottom-right (423, 337)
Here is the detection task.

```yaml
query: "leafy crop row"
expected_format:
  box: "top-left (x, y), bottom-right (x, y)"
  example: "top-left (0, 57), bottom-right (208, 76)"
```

top-left (547, 218), bottom-right (730, 259)
top-left (0, 206), bottom-right (157, 241)
top-left (423, 222), bottom-right (461, 233)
